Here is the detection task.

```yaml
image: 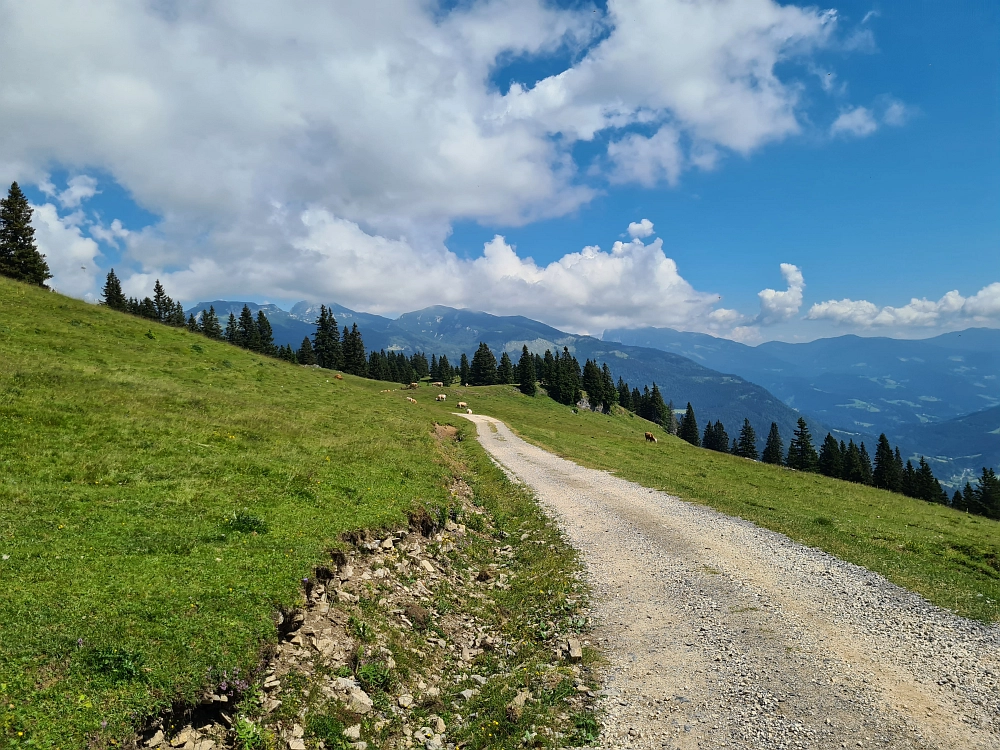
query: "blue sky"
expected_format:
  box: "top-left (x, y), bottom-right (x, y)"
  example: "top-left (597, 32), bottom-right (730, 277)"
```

top-left (3, 0), bottom-right (998, 342)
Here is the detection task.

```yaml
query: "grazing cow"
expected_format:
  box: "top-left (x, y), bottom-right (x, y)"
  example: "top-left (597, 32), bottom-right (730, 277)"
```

top-left (466, 408), bottom-right (473, 414)
top-left (457, 401), bottom-right (467, 409)
top-left (431, 381), bottom-right (444, 388)
top-left (436, 394), bottom-right (447, 402)
top-left (409, 382), bottom-right (419, 390)
top-left (406, 397), bottom-right (417, 404)
top-left (644, 431), bottom-right (657, 443)
top-left (334, 374), bottom-right (344, 380)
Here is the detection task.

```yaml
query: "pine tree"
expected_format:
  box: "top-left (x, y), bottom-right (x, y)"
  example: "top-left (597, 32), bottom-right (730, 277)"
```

top-left (498, 351), bottom-right (515, 385)
top-left (600, 363), bottom-right (617, 412)
top-left (972, 468), bottom-right (1000, 519)
top-left (224, 313), bottom-right (238, 343)
top-left (666, 400), bottom-right (677, 434)
top-left (297, 336), bottom-right (317, 365)
top-left (915, 457), bottom-right (945, 504)
top-left (617, 378), bottom-right (631, 411)
top-left (736, 419), bottom-right (759, 460)
top-left (762, 423), bottom-right (784, 465)
top-left (429, 353), bottom-right (439, 381)
top-left (556, 347), bottom-right (582, 406)
top-left (872, 434), bottom-right (900, 491)
top-left (954, 482), bottom-right (975, 513)
top-left (411, 352), bottom-right (429, 380)
top-left (0, 182), bottom-right (52, 286)
top-left (152, 280), bottom-right (172, 323)
top-left (237, 305), bottom-right (261, 351)
top-left (167, 301), bottom-right (186, 327)
top-left (100, 269), bottom-right (127, 310)
top-left (541, 350), bottom-right (554, 385)
top-left (460, 353), bottom-right (470, 385)
top-left (581, 360), bottom-right (603, 410)
top-left (818, 433), bottom-right (842, 478)
top-left (631, 387), bottom-right (642, 416)
top-left (843, 440), bottom-right (864, 483)
top-left (343, 323), bottom-right (367, 376)
top-left (186, 314), bottom-right (201, 333)
top-left (703, 421), bottom-right (729, 452)
top-left (678, 403), bottom-right (699, 446)
top-left (786, 418), bottom-right (818, 472)
top-left (256, 310), bottom-right (276, 356)
top-left (858, 442), bottom-right (873, 486)
top-left (649, 384), bottom-right (670, 429)
top-left (312, 306), bottom-right (343, 370)
top-left (201, 306), bottom-right (223, 339)
top-left (438, 354), bottom-right (452, 384)
top-left (901, 460), bottom-right (917, 498)
top-left (517, 345), bottom-right (536, 396)
top-left (469, 343), bottom-right (498, 386)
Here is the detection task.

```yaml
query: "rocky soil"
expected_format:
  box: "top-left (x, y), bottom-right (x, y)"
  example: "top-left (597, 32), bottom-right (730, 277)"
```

top-left (462, 414), bottom-right (1000, 750)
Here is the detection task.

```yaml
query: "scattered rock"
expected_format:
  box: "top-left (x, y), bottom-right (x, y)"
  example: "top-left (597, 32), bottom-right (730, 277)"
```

top-left (567, 638), bottom-right (583, 663)
top-left (398, 693), bottom-right (414, 708)
top-left (344, 724), bottom-right (362, 741)
top-left (507, 690), bottom-right (531, 721)
top-left (146, 730), bottom-right (164, 747)
top-left (347, 688), bottom-right (374, 714)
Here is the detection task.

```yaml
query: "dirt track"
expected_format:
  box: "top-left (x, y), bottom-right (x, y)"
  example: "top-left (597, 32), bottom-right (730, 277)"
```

top-left (460, 414), bottom-right (1000, 750)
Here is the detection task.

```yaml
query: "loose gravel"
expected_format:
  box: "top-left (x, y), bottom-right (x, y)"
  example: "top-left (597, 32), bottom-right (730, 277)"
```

top-left (461, 414), bottom-right (1000, 750)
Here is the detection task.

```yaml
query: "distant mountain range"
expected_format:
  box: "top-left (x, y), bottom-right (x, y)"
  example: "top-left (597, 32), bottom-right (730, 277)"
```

top-left (603, 326), bottom-right (1000, 484)
top-left (187, 300), bottom-right (827, 455)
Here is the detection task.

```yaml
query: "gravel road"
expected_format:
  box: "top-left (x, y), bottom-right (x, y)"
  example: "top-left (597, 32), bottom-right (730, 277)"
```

top-left (460, 414), bottom-right (1000, 750)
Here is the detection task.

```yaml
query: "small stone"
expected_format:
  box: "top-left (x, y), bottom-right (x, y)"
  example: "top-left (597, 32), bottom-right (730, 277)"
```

top-left (381, 538), bottom-right (395, 550)
top-left (398, 694), bottom-right (414, 708)
top-left (458, 688), bottom-right (477, 702)
top-left (434, 717), bottom-right (446, 733)
top-left (344, 724), bottom-right (362, 741)
top-left (195, 742), bottom-right (215, 750)
top-left (292, 724), bottom-right (304, 738)
top-left (470, 674), bottom-right (486, 685)
top-left (350, 743), bottom-right (368, 750)
top-left (348, 688), bottom-right (374, 714)
top-left (567, 638), bottom-right (583, 663)
top-left (288, 740), bottom-right (306, 750)
top-left (340, 565), bottom-right (355, 581)
top-left (146, 730), bottom-right (165, 747)
top-left (426, 686), bottom-right (441, 698)
top-left (420, 560), bottom-right (434, 573)
top-left (506, 690), bottom-right (530, 721)
top-left (263, 698), bottom-right (282, 714)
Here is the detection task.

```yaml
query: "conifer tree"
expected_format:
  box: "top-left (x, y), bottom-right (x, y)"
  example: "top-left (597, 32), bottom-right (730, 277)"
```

top-left (498, 351), bottom-right (515, 385)
top-left (901, 460), bottom-right (916, 498)
top-left (541, 350), bottom-right (554, 384)
top-left (631, 387), bottom-right (642, 415)
top-left (972, 468), bottom-right (999, 519)
top-left (429, 353), bottom-right (439, 381)
top-left (167, 300), bottom-right (186, 327)
top-left (517, 345), bottom-right (536, 396)
top-left (186, 314), bottom-right (200, 333)
top-left (555, 347), bottom-right (582, 406)
top-left (954, 482), bottom-right (975, 513)
top-left (915, 457), bottom-right (946, 503)
top-left (438, 354), bottom-right (452, 384)
top-left (256, 310), bottom-right (276, 356)
top-left (0, 182), bottom-right (52, 286)
top-left (460, 353), bottom-right (470, 385)
top-left (736, 419), bottom-right (759, 460)
top-left (858, 442), bottom-right (874, 485)
top-left (818, 433), bottom-right (842, 478)
top-left (410, 352), bottom-right (429, 379)
top-left (843, 440), bottom-right (864, 483)
top-left (600, 363), bottom-right (617, 412)
top-left (872, 434), bottom-right (900, 491)
top-left (617, 378), bottom-right (631, 411)
top-left (224, 313), bottom-right (238, 343)
top-left (100, 269), bottom-right (127, 310)
top-left (666, 400), bottom-right (677, 434)
top-left (469, 342), bottom-right (498, 386)
top-left (152, 280), bottom-right (172, 323)
top-left (649, 384), bottom-right (669, 428)
top-left (678, 403), bottom-right (700, 446)
top-left (237, 305), bottom-right (261, 351)
top-left (297, 336), bottom-right (317, 365)
top-left (786, 418), bottom-right (818, 472)
top-left (762, 423), bottom-right (784, 465)
top-left (201, 306), bottom-right (224, 339)
top-left (342, 323), bottom-right (367, 376)
top-left (312, 306), bottom-right (343, 370)
top-left (581, 359), bottom-right (603, 409)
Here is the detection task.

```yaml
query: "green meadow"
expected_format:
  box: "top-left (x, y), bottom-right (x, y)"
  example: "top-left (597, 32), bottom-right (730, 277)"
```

top-left (427, 385), bottom-right (1000, 624)
top-left (0, 279), bottom-right (474, 746)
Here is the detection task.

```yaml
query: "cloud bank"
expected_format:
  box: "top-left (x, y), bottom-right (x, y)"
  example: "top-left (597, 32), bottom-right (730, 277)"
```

top-left (807, 284), bottom-right (1000, 328)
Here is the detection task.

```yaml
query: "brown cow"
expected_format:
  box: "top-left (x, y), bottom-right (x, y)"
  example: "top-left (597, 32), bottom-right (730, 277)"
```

top-left (431, 381), bottom-right (444, 388)
top-left (334, 374), bottom-right (344, 380)
top-left (406, 397), bottom-right (417, 404)
top-left (409, 382), bottom-right (419, 390)
top-left (644, 431), bottom-right (657, 443)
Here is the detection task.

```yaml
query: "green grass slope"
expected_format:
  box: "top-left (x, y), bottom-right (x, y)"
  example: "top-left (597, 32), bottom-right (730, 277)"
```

top-left (424, 385), bottom-right (1000, 624)
top-left (0, 279), bottom-right (467, 745)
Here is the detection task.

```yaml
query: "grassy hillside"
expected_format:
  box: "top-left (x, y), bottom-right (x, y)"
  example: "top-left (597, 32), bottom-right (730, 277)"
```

top-left (0, 280), bottom-right (478, 745)
top-left (424, 385), bottom-right (1000, 624)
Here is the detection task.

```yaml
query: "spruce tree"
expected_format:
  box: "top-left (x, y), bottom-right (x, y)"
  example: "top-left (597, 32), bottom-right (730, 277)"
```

top-left (556, 348), bottom-right (582, 406)
top-left (872, 434), bottom-right (900, 491)
top-left (469, 342), bottom-right (498, 386)
top-left (224, 313), bottom-right (239, 344)
top-left (343, 323), bottom-right (367, 376)
top-left (167, 301), bottom-right (186, 327)
top-left (901, 460), bottom-right (917, 498)
top-left (541, 350), bottom-right (554, 385)
top-left (100, 269), bottom-right (127, 310)
top-left (762, 423), bottom-right (784, 465)
top-left (186, 314), bottom-right (200, 333)
top-left (581, 360), bottom-right (603, 410)
top-left (0, 182), bottom-right (52, 286)
top-left (460, 353), bottom-right (470, 385)
top-left (972, 468), bottom-right (999, 519)
top-left (617, 378), bottom-right (631, 411)
top-left (256, 310), bottom-right (276, 356)
top-left (297, 336), bottom-right (317, 365)
top-left (201, 306), bottom-right (224, 339)
top-left (631, 387), bottom-right (642, 416)
top-left (678, 403), bottom-right (699, 446)
top-left (152, 280), bottom-right (172, 323)
top-left (818, 433), bottom-right (842, 478)
top-left (438, 354), bottom-right (452, 384)
top-left (858, 442), bottom-right (874, 485)
top-left (786, 418), bottom-right (818, 472)
top-left (843, 440), bottom-right (864, 483)
top-left (736, 418), bottom-right (759, 460)
top-left (600, 363), bottom-right (618, 412)
top-left (498, 351), bottom-right (515, 385)
top-left (312, 306), bottom-right (343, 370)
top-left (236, 305), bottom-right (261, 351)
top-left (517, 345), bottom-right (536, 396)
top-left (649, 384), bottom-right (669, 429)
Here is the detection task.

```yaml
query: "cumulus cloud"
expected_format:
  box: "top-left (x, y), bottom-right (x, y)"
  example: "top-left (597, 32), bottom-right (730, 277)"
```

top-left (807, 283), bottom-right (1000, 328)
top-left (31, 203), bottom-right (103, 299)
top-left (830, 106), bottom-right (878, 137)
top-left (756, 263), bottom-right (805, 324)
top-left (627, 218), bottom-right (654, 239)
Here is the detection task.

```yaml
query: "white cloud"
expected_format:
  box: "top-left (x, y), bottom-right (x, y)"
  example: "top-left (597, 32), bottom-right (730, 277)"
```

top-left (57, 175), bottom-right (99, 208)
top-left (627, 218), bottom-right (654, 239)
top-left (756, 263), bottom-right (804, 324)
top-left (881, 99), bottom-right (913, 127)
top-left (807, 283), bottom-right (1000, 328)
top-left (90, 218), bottom-right (130, 247)
top-left (30, 203), bottom-right (103, 299)
top-left (608, 127), bottom-right (684, 187)
top-left (830, 106), bottom-right (878, 137)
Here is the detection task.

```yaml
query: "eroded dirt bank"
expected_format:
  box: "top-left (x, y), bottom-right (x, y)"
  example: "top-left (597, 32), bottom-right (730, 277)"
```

top-left (461, 414), bottom-right (1000, 750)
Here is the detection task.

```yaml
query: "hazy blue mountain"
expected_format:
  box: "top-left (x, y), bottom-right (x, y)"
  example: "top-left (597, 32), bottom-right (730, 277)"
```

top-left (604, 325), bottom-right (1000, 484)
top-left (898, 405), bottom-right (1000, 487)
top-left (191, 300), bottom-right (825, 453)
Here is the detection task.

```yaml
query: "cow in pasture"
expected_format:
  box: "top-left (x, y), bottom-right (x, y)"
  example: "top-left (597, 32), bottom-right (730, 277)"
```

top-left (466, 408), bottom-right (473, 414)
top-left (431, 381), bottom-right (444, 388)
top-left (409, 382), bottom-right (419, 390)
top-left (406, 397), bottom-right (417, 404)
top-left (644, 431), bottom-right (657, 443)
top-left (457, 401), bottom-right (467, 409)
top-left (436, 394), bottom-right (447, 402)
top-left (334, 374), bottom-right (343, 380)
